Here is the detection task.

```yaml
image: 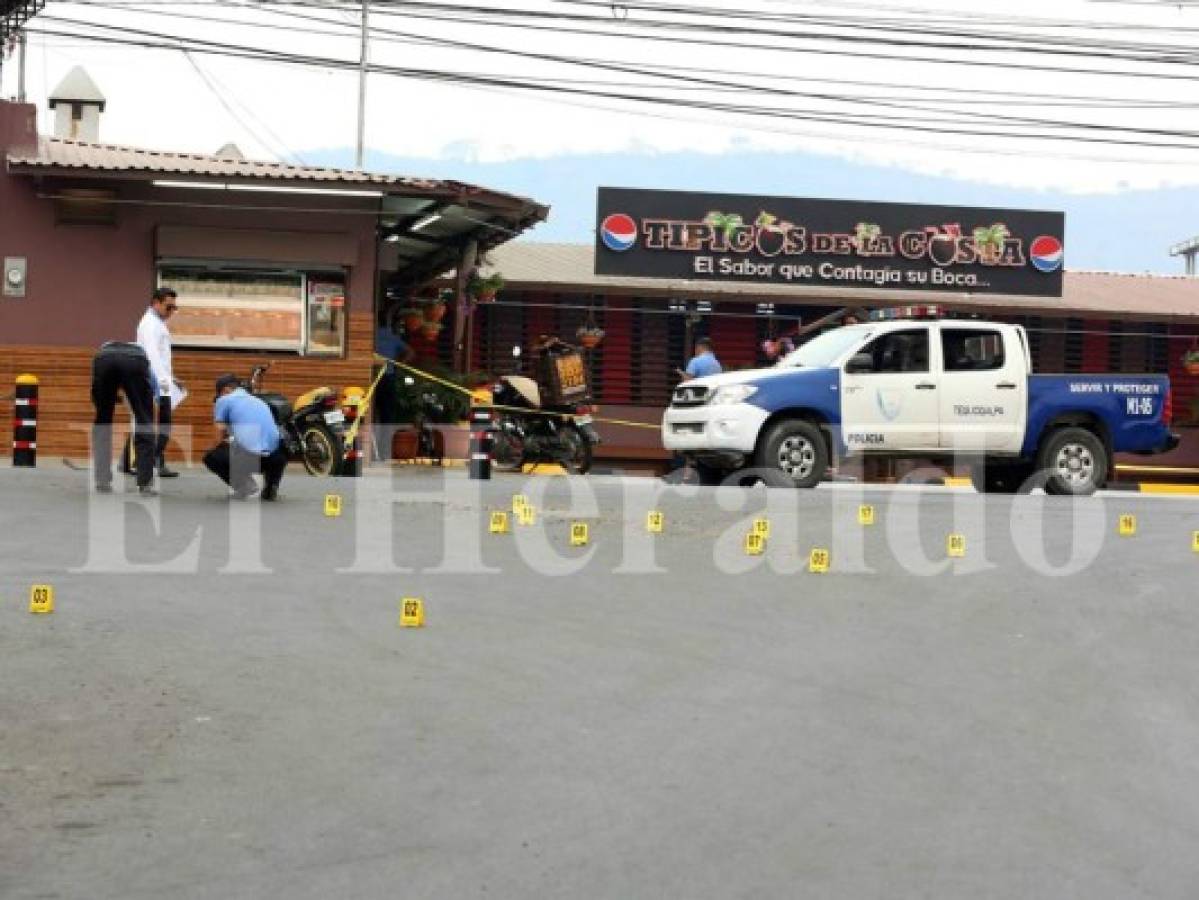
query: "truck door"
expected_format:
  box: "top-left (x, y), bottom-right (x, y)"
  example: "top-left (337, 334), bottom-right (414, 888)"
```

top-left (937, 325), bottom-right (1026, 453)
top-left (840, 326), bottom-right (939, 451)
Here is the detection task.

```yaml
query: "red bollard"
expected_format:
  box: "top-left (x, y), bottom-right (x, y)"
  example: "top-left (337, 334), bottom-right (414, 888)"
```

top-left (13, 374), bottom-right (38, 467)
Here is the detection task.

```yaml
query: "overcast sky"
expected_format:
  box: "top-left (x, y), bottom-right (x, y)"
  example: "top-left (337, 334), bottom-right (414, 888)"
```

top-left (6, 0), bottom-right (1199, 194)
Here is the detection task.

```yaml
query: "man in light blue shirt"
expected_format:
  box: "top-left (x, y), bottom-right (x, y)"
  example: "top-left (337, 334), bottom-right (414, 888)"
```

top-left (203, 374), bottom-right (287, 500)
top-left (678, 338), bottom-right (723, 381)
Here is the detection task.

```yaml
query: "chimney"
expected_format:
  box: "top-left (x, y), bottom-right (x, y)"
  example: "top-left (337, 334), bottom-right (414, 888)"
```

top-left (213, 142), bottom-right (246, 160)
top-left (47, 66), bottom-right (106, 142)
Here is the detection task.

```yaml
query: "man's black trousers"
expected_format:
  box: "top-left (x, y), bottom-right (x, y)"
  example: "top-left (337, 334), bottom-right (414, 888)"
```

top-left (203, 441), bottom-right (287, 492)
top-left (91, 345), bottom-right (156, 488)
top-left (122, 394), bottom-right (171, 471)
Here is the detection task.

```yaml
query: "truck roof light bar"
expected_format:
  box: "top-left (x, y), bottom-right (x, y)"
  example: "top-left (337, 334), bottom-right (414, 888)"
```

top-left (869, 305), bottom-right (942, 321)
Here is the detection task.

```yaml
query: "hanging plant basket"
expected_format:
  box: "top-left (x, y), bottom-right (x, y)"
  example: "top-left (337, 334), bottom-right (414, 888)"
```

top-left (419, 321), bottom-right (443, 341)
top-left (1184, 349), bottom-right (1199, 376)
top-left (468, 271), bottom-right (504, 305)
top-left (400, 308), bottom-right (424, 334)
top-left (423, 301), bottom-right (447, 324)
top-left (576, 326), bottom-right (606, 349)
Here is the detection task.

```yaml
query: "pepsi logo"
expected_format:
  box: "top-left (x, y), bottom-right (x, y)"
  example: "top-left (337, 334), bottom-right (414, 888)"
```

top-left (600, 213), bottom-right (638, 252)
top-left (1029, 235), bottom-right (1063, 273)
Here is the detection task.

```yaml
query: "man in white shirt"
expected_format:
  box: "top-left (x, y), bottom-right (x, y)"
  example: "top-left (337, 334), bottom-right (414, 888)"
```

top-left (125, 287), bottom-right (180, 477)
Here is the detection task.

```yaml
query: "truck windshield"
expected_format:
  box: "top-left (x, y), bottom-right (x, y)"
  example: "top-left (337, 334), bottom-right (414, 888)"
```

top-left (778, 326), bottom-right (871, 368)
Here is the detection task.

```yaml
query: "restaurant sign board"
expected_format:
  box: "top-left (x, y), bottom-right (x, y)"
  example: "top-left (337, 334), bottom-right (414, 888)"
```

top-left (594, 187), bottom-right (1064, 298)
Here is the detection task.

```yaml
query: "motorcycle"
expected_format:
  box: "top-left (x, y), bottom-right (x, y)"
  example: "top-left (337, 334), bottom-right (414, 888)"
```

top-left (490, 338), bottom-right (600, 475)
top-left (247, 363), bottom-right (347, 476)
top-left (402, 375), bottom-right (446, 465)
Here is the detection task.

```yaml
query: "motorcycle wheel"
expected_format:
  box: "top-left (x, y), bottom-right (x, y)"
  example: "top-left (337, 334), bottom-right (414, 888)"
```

top-left (491, 429), bottom-right (526, 472)
top-left (561, 425), bottom-right (593, 475)
top-left (300, 423), bottom-right (343, 477)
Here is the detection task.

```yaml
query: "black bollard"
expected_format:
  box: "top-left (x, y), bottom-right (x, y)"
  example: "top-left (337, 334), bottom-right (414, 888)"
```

top-left (13, 374), bottom-right (38, 467)
top-left (468, 407), bottom-right (493, 480)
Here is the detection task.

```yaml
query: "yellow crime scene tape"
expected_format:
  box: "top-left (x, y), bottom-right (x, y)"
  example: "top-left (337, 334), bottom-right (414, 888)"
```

top-left (378, 356), bottom-right (661, 431)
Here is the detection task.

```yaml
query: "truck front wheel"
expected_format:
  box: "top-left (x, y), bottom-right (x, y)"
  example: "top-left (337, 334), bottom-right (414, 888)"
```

top-left (755, 419), bottom-right (828, 489)
top-left (970, 461), bottom-right (1035, 494)
top-left (1036, 427), bottom-right (1108, 496)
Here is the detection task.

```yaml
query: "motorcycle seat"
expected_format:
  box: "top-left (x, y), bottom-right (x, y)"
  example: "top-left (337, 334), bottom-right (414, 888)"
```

top-left (295, 386), bottom-right (335, 408)
top-left (503, 375), bottom-right (541, 408)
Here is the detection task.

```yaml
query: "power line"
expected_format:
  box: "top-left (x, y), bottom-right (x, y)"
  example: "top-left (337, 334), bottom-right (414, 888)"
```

top-left (30, 15), bottom-right (1199, 152)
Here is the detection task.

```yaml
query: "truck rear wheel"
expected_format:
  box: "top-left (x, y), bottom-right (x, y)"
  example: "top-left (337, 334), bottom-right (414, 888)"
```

top-left (755, 419), bottom-right (828, 489)
top-left (1036, 427), bottom-right (1107, 496)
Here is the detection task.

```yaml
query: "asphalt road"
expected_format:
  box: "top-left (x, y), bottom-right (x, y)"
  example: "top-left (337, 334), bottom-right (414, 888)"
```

top-left (3, 464), bottom-right (1199, 899)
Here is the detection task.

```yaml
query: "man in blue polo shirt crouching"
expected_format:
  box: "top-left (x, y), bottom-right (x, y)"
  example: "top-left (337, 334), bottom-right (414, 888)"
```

top-left (204, 374), bottom-right (288, 501)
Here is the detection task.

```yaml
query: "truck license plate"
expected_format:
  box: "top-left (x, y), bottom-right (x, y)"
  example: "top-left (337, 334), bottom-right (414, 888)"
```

top-left (323, 410), bottom-right (345, 425)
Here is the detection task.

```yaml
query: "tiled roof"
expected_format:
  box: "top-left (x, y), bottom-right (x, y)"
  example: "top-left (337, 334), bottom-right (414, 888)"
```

top-left (7, 136), bottom-right (543, 210)
top-left (487, 242), bottom-right (1199, 320)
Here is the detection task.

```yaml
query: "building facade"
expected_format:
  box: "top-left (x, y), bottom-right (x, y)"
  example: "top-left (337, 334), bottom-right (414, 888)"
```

top-left (0, 97), bottom-right (546, 461)
top-left (469, 243), bottom-right (1199, 470)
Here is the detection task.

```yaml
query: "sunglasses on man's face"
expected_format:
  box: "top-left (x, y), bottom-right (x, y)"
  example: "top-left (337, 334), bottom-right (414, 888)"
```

top-left (164, 303), bottom-right (178, 312)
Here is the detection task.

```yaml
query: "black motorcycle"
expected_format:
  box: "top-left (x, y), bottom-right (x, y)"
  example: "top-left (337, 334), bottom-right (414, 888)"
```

top-left (490, 339), bottom-right (600, 475)
top-left (247, 364), bottom-right (346, 476)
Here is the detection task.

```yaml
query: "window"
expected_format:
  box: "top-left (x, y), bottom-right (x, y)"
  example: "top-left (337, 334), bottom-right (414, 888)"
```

top-left (942, 328), bottom-right (1004, 372)
top-left (780, 325), bottom-right (871, 368)
top-left (848, 328), bottom-right (929, 374)
top-left (158, 265), bottom-right (346, 356)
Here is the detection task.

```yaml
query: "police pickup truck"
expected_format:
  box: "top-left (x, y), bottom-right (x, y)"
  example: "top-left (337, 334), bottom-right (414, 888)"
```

top-left (663, 313), bottom-right (1179, 495)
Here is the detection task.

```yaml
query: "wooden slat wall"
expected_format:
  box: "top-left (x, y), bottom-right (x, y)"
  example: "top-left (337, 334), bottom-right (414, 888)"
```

top-left (0, 312), bottom-right (375, 460)
top-left (709, 304), bottom-right (757, 372)
top-left (599, 304), bottom-right (633, 404)
top-left (1168, 323), bottom-right (1199, 423)
top-left (1080, 319), bottom-right (1109, 373)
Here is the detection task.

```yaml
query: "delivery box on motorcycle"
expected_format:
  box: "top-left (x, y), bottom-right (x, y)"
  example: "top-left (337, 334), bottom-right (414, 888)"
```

top-left (537, 348), bottom-right (589, 407)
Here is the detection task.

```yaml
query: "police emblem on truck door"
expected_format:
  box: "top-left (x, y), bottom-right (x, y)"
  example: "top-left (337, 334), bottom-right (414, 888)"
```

top-left (876, 388), bottom-right (903, 422)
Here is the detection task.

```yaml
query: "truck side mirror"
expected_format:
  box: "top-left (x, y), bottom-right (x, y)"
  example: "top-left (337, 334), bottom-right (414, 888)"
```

top-left (845, 352), bottom-right (874, 374)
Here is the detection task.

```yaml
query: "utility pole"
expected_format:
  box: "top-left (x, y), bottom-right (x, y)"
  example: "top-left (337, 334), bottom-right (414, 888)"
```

top-left (355, 0), bottom-right (368, 169)
top-left (17, 29), bottom-right (27, 102)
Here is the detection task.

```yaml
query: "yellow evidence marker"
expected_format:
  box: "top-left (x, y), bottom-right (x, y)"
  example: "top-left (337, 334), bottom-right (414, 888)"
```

top-left (646, 510), bottom-right (664, 533)
top-left (489, 511), bottom-right (510, 534)
top-left (399, 597), bottom-right (425, 628)
top-left (570, 522), bottom-right (589, 546)
top-left (947, 534), bottom-right (966, 558)
top-left (752, 517), bottom-right (771, 539)
top-left (858, 504), bottom-right (875, 526)
top-left (1193, 531), bottom-right (1199, 553)
top-left (744, 532), bottom-right (765, 556)
top-left (511, 494), bottom-right (529, 514)
top-left (324, 494), bottom-right (342, 517)
top-left (29, 584), bottom-right (54, 614)
top-left (808, 548), bottom-right (830, 574)
top-left (1119, 514), bottom-right (1137, 537)
top-left (517, 505), bottom-right (536, 526)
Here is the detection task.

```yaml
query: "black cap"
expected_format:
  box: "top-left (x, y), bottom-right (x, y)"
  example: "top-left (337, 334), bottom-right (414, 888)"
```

top-left (214, 373), bottom-right (241, 400)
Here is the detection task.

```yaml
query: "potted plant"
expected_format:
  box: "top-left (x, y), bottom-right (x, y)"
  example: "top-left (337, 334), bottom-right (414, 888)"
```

top-left (423, 297), bottom-right (447, 324)
top-left (468, 271), bottom-right (504, 304)
top-left (576, 324), bottom-right (605, 348)
top-left (426, 288), bottom-right (453, 323)
top-left (400, 306), bottom-right (425, 334)
top-left (1184, 346), bottom-right (1199, 376)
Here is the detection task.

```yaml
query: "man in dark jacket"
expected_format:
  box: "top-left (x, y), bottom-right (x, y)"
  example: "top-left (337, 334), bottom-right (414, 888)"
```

top-left (91, 341), bottom-right (157, 495)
